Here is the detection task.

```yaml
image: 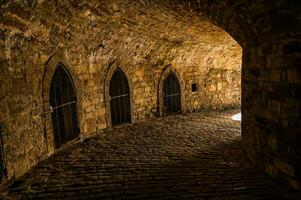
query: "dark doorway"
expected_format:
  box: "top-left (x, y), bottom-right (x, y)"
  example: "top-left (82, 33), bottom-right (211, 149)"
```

top-left (50, 65), bottom-right (80, 148)
top-left (110, 69), bottom-right (131, 126)
top-left (163, 72), bottom-right (181, 115)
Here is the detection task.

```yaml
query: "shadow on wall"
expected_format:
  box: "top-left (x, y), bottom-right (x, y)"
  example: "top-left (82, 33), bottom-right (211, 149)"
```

top-left (0, 123), bottom-right (7, 184)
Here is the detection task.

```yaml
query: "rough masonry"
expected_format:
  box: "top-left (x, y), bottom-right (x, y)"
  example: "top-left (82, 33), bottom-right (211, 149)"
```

top-left (0, 0), bottom-right (300, 192)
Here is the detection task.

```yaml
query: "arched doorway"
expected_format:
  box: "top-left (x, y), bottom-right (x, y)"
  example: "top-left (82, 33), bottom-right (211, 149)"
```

top-left (109, 69), bottom-right (131, 126)
top-left (50, 65), bottom-right (80, 148)
top-left (163, 72), bottom-right (181, 115)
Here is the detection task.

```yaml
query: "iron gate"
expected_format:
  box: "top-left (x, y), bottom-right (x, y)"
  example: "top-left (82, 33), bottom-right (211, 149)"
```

top-left (50, 65), bottom-right (79, 148)
top-left (110, 69), bottom-right (131, 126)
top-left (163, 72), bottom-right (181, 114)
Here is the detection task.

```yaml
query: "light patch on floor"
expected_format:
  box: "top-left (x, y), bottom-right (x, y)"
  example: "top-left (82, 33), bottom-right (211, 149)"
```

top-left (231, 113), bottom-right (241, 121)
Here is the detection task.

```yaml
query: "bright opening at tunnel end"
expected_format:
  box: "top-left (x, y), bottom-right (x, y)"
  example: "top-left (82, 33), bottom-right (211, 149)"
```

top-left (231, 113), bottom-right (241, 121)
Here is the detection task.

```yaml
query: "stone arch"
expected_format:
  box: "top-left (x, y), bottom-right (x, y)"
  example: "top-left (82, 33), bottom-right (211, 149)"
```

top-left (157, 66), bottom-right (186, 117)
top-left (151, 0), bottom-right (251, 47)
top-left (104, 60), bottom-right (135, 127)
top-left (42, 53), bottom-right (82, 154)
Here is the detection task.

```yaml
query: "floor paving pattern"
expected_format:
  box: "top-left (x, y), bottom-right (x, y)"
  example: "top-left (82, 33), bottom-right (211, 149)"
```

top-left (1, 111), bottom-right (300, 199)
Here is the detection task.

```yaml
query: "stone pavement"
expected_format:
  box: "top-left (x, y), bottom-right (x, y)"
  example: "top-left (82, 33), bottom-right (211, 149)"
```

top-left (1, 111), bottom-right (300, 199)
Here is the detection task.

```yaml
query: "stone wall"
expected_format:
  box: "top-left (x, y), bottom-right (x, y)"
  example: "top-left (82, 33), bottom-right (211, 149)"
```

top-left (161, 0), bottom-right (301, 190)
top-left (1, 0), bottom-right (300, 192)
top-left (0, 0), bottom-right (301, 192)
top-left (0, 0), bottom-right (241, 182)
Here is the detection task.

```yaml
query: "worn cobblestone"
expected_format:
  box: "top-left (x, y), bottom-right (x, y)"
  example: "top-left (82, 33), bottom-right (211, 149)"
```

top-left (0, 111), bottom-right (299, 199)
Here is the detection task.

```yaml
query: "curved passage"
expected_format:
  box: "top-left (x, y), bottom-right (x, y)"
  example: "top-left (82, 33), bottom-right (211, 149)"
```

top-left (0, 0), bottom-right (299, 193)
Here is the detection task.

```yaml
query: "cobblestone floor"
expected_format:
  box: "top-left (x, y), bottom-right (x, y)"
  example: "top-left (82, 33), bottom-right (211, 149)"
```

top-left (1, 111), bottom-right (300, 199)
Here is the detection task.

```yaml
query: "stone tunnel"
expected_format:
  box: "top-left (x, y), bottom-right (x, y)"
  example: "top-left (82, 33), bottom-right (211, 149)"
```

top-left (0, 0), bottom-right (300, 199)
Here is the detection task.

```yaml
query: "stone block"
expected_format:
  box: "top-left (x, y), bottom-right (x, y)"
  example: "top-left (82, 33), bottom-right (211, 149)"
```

top-left (265, 164), bottom-right (278, 178)
top-left (209, 84), bottom-right (216, 92)
top-left (288, 178), bottom-right (299, 190)
top-left (267, 135), bottom-right (278, 150)
top-left (98, 107), bottom-right (106, 116)
top-left (270, 70), bottom-right (281, 82)
top-left (82, 100), bottom-right (92, 108)
top-left (89, 64), bottom-right (98, 74)
top-left (274, 158), bottom-right (295, 177)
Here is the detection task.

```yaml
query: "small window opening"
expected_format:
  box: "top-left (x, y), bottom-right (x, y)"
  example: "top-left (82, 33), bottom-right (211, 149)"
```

top-left (192, 83), bottom-right (197, 92)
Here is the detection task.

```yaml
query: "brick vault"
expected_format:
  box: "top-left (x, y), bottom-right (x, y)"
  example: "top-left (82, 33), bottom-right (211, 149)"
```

top-left (0, 0), bottom-right (300, 196)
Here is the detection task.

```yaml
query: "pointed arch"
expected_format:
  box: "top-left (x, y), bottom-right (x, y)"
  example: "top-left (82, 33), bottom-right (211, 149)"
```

top-left (163, 72), bottom-right (181, 114)
top-left (104, 61), bottom-right (133, 127)
top-left (158, 66), bottom-right (185, 116)
top-left (49, 65), bottom-right (80, 148)
top-left (42, 53), bottom-right (82, 153)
